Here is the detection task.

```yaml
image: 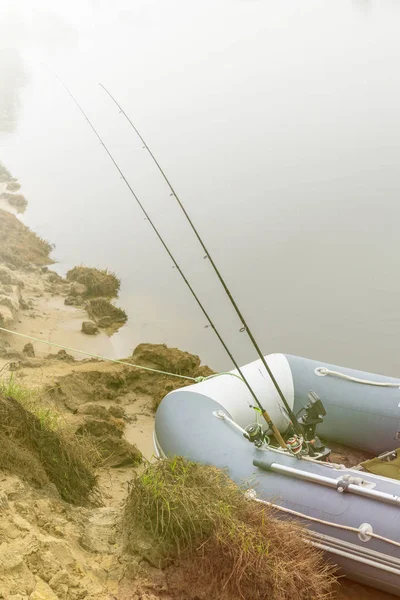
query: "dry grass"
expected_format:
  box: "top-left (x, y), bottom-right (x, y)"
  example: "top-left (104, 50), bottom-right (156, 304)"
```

top-left (67, 266), bottom-right (120, 297)
top-left (86, 298), bottom-right (127, 323)
top-left (123, 457), bottom-right (336, 600)
top-left (0, 208), bottom-right (53, 268)
top-left (0, 432), bottom-right (50, 488)
top-left (0, 380), bottom-right (100, 505)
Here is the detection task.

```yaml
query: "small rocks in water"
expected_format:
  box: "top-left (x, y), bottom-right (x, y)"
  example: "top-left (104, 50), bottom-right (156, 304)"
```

top-left (81, 321), bottom-right (98, 335)
top-left (22, 342), bottom-right (35, 357)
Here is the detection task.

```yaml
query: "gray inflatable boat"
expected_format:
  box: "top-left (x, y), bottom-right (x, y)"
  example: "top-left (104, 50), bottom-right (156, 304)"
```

top-left (154, 353), bottom-right (400, 596)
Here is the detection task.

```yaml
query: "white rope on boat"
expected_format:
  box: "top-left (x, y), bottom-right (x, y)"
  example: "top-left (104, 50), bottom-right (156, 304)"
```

top-left (315, 367), bottom-right (400, 389)
top-left (245, 489), bottom-right (400, 548)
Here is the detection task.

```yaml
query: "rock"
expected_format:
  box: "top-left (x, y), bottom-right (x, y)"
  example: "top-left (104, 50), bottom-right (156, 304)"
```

top-left (30, 576), bottom-right (59, 600)
top-left (81, 321), bottom-right (98, 335)
top-left (46, 350), bottom-right (75, 362)
top-left (76, 403), bottom-right (109, 420)
top-left (132, 343), bottom-right (202, 376)
top-left (108, 405), bottom-right (127, 420)
top-left (55, 349), bottom-right (74, 362)
top-left (23, 343), bottom-right (35, 357)
top-left (76, 417), bottom-right (123, 439)
top-left (70, 282), bottom-right (87, 297)
top-left (96, 316), bottom-right (113, 328)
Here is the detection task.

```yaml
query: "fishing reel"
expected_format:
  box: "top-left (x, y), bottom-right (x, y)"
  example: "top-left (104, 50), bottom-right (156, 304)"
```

top-left (243, 422), bottom-right (269, 448)
top-left (293, 391), bottom-right (330, 459)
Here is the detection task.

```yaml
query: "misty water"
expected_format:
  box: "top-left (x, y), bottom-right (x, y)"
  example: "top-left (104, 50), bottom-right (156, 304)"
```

top-left (1, 0), bottom-right (400, 375)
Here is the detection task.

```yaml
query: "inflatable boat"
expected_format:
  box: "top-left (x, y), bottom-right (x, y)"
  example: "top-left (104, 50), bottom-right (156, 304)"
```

top-left (154, 353), bottom-right (400, 596)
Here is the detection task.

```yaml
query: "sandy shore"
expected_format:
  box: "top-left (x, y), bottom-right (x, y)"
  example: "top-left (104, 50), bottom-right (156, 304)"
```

top-left (0, 168), bottom-right (396, 600)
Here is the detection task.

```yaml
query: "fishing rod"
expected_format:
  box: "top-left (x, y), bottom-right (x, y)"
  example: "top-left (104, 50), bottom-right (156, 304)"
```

top-left (54, 74), bottom-right (287, 448)
top-left (99, 83), bottom-right (302, 437)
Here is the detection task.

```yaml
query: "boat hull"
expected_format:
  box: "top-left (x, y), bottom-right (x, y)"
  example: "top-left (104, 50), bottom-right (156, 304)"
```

top-left (154, 354), bottom-right (400, 595)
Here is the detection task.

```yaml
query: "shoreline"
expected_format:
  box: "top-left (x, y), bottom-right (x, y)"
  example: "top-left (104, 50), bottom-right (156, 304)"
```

top-left (0, 162), bottom-right (393, 600)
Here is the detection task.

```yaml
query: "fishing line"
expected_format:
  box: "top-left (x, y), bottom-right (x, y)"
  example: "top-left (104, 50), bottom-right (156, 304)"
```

top-left (99, 83), bottom-right (301, 435)
top-left (52, 73), bottom-right (264, 411)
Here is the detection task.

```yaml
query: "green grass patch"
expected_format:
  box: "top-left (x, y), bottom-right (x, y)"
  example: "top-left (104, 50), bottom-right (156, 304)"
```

top-left (123, 457), bottom-right (336, 600)
top-left (67, 266), bottom-right (120, 297)
top-left (0, 374), bottom-right (58, 430)
top-left (0, 375), bottom-right (100, 505)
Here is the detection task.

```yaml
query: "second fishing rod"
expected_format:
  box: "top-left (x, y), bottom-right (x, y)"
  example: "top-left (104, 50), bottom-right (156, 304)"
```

top-left (99, 83), bottom-right (302, 437)
top-left (53, 74), bottom-right (289, 448)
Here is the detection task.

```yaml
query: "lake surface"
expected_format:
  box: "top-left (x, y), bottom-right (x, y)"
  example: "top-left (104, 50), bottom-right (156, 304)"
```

top-left (1, 0), bottom-right (400, 375)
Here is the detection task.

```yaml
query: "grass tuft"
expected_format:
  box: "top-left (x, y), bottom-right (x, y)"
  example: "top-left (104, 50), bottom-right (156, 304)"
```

top-left (67, 266), bottom-right (120, 297)
top-left (123, 457), bottom-right (336, 600)
top-left (86, 298), bottom-right (127, 323)
top-left (0, 208), bottom-right (53, 267)
top-left (0, 376), bottom-right (100, 505)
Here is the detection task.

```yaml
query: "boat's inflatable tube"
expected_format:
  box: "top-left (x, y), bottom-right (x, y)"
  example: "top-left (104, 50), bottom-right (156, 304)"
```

top-left (169, 353), bottom-right (294, 433)
top-left (286, 354), bottom-right (400, 455)
top-left (166, 353), bottom-right (400, 455)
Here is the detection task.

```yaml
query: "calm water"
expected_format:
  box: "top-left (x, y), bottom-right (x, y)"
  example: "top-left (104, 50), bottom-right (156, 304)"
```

top-left (1, 0), bottom-right (400, 374)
